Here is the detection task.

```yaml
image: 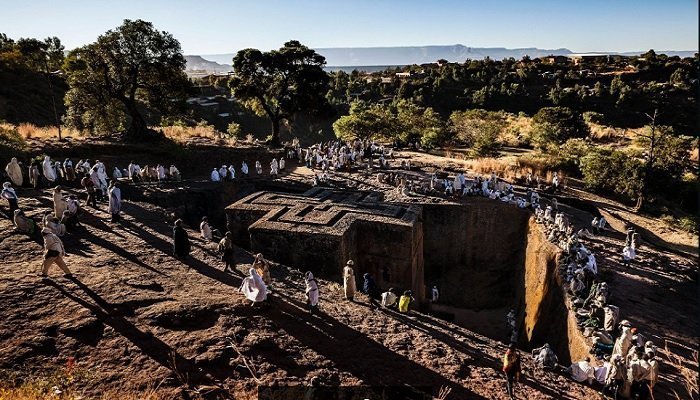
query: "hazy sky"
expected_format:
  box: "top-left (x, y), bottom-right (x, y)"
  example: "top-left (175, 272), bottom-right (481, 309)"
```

top-left (1, 0), bottom-right (697, 54)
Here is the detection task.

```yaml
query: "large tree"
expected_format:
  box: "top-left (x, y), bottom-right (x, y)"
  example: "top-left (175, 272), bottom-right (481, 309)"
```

top-left (229, 40), bottom-right (330, 146)
top-left (63, 19), bottom-right (188, 140)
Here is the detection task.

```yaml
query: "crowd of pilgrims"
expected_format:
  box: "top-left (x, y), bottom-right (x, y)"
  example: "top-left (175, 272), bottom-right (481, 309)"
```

top-left (518, 192), bottom-right (654, 400)
top-left (4, 142), bottom-right (657, 399)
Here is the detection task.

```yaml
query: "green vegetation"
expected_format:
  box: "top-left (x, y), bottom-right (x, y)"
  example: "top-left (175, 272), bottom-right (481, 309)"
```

top-left (229, 40), bottom-right (331, 146)
top-left (63, 19), bottom-right (189, 140)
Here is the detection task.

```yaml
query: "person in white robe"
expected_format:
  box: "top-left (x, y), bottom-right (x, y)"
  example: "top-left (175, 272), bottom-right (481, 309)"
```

top-left (241, 162), bottom-right (249, 177)
top-left (431, 285), bottom-right (439, 302)
top-left (270, 159), bottom-right (279, 177)
top-left (255, 161), bottom-right (262, 175)
top-left (210, 168), bottom-right (221, 182)
top-left (568, 357), bottom-right (595, 384)
top-left (218, 165), bottom-right (228, 180)
top-left (239, 268), bottom-right (267, 304)
top-left (612, 326), bottom-right (633, 359)
top-left (108, 181), bottom-right (122, 222)
top-left (279, 158), bottom-right (285, 171)
top-left (112, 167), bottom-right (122, 179)
top-left (169, 165), bottom-right (181, 181)
top-left (156, 165), bottom-right (166, 181)
top-left (304, 271), bottom-right (319, 312)
top-left (63, 159), bottom-right (75, 181)
top-left (42, 156), bottom-right (57, 183)
top-left (43, 213), bottom-right (66, 237)
top-left (343, 260), bottom-right (357, 301)
top-left (53, 186), bottom-right (68, 218)
top-left (5, 158), bottom-right (23, 186)
top-left (584, 253), bottom-right (598, 275)
top-left (95, 161), bottom-right (108, 196)
top-left (228, 165), bottom-right (235, 179)
top-left (2, 182), bottom-right (19, 216)
top-left (200, 216), bottom-right (214, 241)
top-left (622, 245), bottom-right (635, 267)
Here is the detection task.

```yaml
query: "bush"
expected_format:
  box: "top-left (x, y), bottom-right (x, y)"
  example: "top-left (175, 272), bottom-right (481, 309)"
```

top-left (226, 122), bottom-right (242, 139)
top-left (530, 106), bottom-right (590, 150)
top-left (450, 109), bottom-right (504, 157)
top-left (580, 148), bottom-right (643, 201)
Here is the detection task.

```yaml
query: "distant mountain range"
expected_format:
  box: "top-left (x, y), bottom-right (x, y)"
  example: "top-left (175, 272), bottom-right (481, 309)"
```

top-left (186, 45), bottom-right (697, 73)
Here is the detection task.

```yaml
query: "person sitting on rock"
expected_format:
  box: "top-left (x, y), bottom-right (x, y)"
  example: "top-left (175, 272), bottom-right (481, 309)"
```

top-left (13, 209), bottom-right (36, 235)
top-left (239, 268), bottom-right (267, 305)
top-left (398, 290), bottom-right (415, 313)
top-left (381, 288), bottom-right (398, 309)
top-left (568, 357), bottom-right (595, 384)
top-left (532, 343), bottom-right (558, 370)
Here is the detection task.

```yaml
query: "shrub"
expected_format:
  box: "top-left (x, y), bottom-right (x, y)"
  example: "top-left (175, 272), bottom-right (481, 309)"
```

top-left (449, 109), bottom-right (505, 157)
top-left (530, 106), bottom-right (590, 150)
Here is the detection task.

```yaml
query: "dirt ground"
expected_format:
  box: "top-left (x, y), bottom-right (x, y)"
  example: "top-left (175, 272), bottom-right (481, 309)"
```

top-left (0, 146), bottom-right (697, 399)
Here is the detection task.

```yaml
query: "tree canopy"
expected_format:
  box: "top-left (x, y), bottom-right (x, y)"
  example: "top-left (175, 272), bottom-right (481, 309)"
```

top-left (530, 106), bottom-right (590, 149)
top-left (229, 40), bottom-right (330, 146)
top-left (63, 19), bottom-right (188, 140)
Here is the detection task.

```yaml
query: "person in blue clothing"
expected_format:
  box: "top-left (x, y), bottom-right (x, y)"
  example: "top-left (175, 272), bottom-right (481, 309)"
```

top-left (362, 272), bottom-right (380, 309)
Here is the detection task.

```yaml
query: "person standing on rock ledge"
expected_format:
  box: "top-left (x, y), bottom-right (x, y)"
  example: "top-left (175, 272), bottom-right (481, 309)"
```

top-left (343, 260), bottom-right (356, 301)
top-left (172, 219), bottom-right (190, 259)
top-left (502, 343), bottom-right (521, 400)
top-left (108, 181), bottom-right (122, 223)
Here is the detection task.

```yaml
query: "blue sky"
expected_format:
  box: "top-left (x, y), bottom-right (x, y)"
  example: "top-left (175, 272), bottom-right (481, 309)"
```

top-left (0, 0), bottom-right (697, 54)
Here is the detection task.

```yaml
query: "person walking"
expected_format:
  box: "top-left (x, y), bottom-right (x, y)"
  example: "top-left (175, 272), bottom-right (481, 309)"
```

top-left (41, 227), bottom-right (71, 277)
top-left (81, 173), bottom-right (97, 208)
top-left (503, 343), bottom-right (521, 400)
top-left (217, 232), bottom-right (236, 272)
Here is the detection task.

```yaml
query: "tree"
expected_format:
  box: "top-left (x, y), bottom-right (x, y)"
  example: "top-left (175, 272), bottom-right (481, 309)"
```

top-left (229, 41), bottom-right (330, 146)
top-left (634, 109), bottom-right (694, 210)
top-left (63, 19), bottom-right (188, 140)
top-left (530, 106), bottom-right (589, 150)
top-left (449, 109), bottom-right (505, 157)
top-left (333, 102), bottom-right (397, 142)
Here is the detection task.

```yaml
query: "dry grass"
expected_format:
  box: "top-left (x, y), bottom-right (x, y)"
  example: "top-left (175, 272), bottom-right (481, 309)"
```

top-left (664, 340), bottom-right (700, 400)
top-left (464, 156), bottom-right (564, 184)
top-left (14, 123), bottom-right (85, 140)
top-left (157, 125), bottom-right (244, 146)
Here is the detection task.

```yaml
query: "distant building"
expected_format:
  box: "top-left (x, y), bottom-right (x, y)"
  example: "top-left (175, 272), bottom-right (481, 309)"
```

top-left (545, 55), bottom-right (569, 65)
top-left (567, 53), bottom-right (611, 66)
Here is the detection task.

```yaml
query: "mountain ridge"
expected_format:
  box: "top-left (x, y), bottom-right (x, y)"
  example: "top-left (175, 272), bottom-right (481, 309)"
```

top-left (186, 45), bottom-right (697, 72)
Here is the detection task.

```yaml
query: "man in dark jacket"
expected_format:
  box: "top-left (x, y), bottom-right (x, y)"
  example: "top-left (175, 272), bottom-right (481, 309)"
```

top-left (362, 273), bottom-right (380, 309)
top-left (173, 219), bottom-right (190, 259)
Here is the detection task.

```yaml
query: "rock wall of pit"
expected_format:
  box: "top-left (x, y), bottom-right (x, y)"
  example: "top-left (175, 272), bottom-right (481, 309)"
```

top-left (422, 198), bottom-right (530, 310)
top-left (517, 216), bottom-right (590, 365)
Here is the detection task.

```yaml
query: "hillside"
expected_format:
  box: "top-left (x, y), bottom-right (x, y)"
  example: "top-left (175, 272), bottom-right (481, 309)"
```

top-left (184, 55), bottom-right (233, 74)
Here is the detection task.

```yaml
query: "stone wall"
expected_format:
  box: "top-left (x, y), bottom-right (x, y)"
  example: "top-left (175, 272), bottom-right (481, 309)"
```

top-left (517, 216), bottom-right (590, 364)
top-left (422, 199), bottom-right (529, 310)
